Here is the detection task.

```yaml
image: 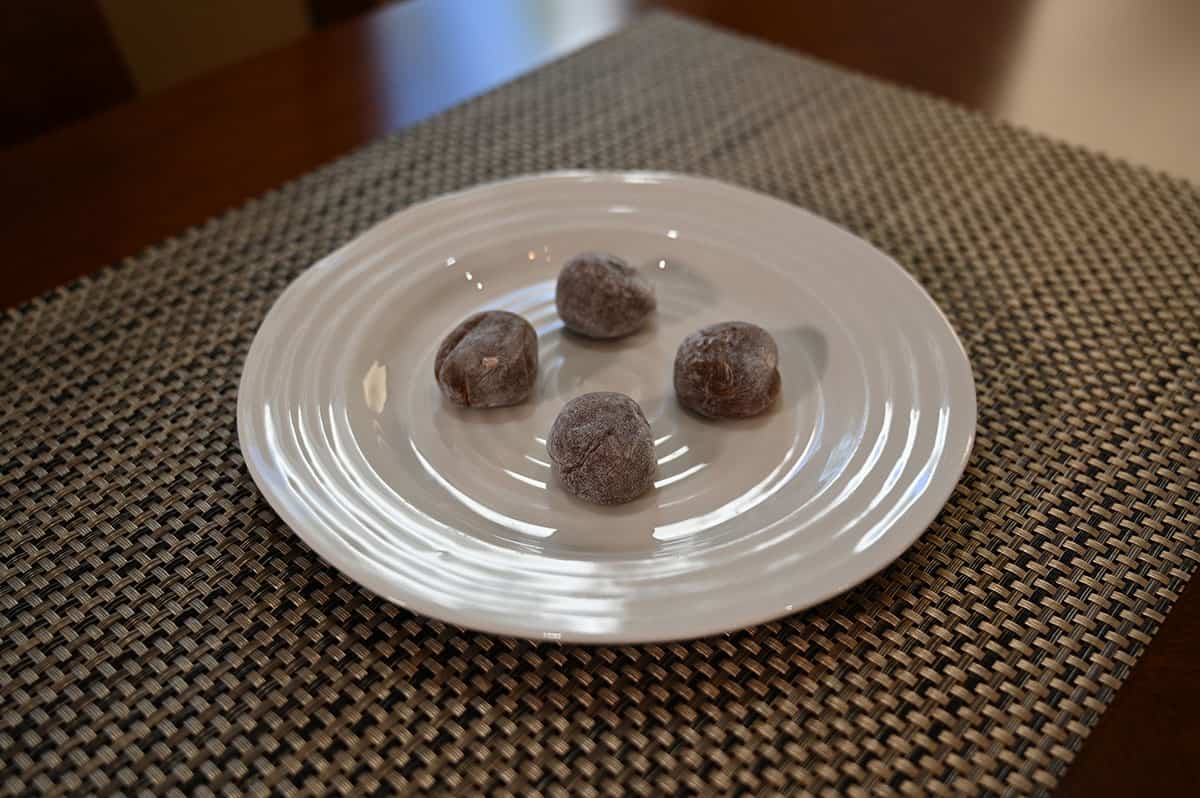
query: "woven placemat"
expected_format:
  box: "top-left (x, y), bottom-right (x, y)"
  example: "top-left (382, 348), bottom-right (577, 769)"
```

top-left (3, 12), bottom-right (1199, 796)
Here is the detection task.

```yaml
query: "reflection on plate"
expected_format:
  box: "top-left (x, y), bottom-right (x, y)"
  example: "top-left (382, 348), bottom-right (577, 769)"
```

top-left (237, 171), bottom-right (975, 643)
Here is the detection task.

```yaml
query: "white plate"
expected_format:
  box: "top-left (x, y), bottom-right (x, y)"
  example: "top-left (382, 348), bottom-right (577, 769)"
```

top-left (238, 172), bottom-right (975, 643)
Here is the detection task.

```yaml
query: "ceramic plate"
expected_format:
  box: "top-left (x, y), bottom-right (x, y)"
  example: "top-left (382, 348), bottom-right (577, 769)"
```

top-left (238, 172), bottom-right (975, 643)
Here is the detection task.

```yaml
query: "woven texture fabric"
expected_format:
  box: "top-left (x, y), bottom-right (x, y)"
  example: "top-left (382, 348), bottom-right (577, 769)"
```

top-left (3, 13), bottom-right (1199, 796)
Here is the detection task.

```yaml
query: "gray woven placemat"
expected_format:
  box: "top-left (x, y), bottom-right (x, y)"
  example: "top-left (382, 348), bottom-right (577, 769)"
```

top-left (3, 12), bottom-right (1199, 796)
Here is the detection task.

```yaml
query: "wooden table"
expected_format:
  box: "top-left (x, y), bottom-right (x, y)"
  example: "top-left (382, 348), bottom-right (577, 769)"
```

top-left (2, 1), bottom-right (1195, 792)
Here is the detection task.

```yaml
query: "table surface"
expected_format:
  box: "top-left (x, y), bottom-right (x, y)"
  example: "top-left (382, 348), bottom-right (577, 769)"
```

top-left (1, 1), bottom-right (1196, 793)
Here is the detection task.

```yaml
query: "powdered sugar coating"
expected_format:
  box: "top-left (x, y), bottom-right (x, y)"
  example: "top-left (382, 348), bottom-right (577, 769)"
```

top-left (434, 310), bottom-right (537, 408)
top-left (674, 321), bottom-right (780, 418)
top-left (547, 392), bottom-right (656, 505)
top-left (555, 253), bottom-right (656, 338)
